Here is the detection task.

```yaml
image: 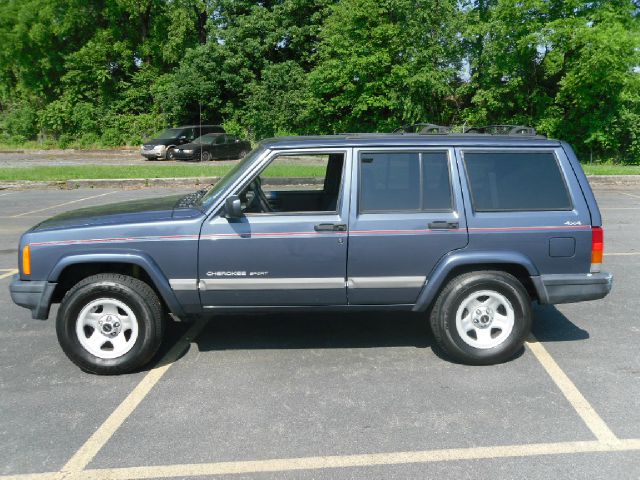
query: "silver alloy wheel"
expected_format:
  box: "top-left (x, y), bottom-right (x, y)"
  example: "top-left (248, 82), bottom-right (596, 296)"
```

top-left (75, 298), bottom-right (139, 359)
top-left (455, 290), bottom-right (515, 349)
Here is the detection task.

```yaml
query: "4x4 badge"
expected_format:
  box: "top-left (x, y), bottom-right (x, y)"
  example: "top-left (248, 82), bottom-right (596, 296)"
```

top-left (564, 221), bottom-right (582, 226)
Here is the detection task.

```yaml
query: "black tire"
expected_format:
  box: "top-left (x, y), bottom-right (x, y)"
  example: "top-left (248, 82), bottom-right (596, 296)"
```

top-left (429, 271), bottom-right (532, 365)
top-left (56, 274), bottom-right (164, 375)
top-left (165, 147), bottom-right (176, 160)
top-left (201, 151), bottom-right (211, 161)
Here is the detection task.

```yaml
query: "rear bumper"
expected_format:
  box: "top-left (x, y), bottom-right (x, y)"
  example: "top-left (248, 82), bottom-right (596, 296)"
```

top-left (534, 272), bottom-right (613, 305)
top-left (9, 275), bottom-right (57, 320)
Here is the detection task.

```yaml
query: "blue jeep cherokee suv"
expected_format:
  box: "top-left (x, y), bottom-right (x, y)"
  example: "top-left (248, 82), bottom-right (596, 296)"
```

top-left (9, 130), bottom-right (613, 374)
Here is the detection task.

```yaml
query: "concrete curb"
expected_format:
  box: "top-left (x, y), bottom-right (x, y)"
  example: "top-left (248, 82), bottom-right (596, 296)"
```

top-left (586, 175), bottom-right (640, 187)
top-left (0, 176), bottom-right (325, 191)
top-left (0, 175), bottom-right (637, 191)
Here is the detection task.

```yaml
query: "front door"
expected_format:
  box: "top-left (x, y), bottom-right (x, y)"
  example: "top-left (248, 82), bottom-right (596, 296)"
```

top-left (198, 149), bottom-right (351, 307)
top-left (346, 148), bottom-right (469, 305)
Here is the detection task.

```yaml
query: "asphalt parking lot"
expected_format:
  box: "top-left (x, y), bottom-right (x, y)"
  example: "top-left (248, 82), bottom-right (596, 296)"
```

top-left (0, 186), bottom-right (638, 479)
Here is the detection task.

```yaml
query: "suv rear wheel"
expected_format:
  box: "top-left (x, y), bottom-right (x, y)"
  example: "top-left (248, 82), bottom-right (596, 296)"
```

top-left (430, 271), bottom-right (531, 365)
top-left (56, 274), bottom-right (164, 375)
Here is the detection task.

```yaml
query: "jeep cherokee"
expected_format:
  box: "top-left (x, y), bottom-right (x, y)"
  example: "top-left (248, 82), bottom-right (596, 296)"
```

top-left (10, 129), bottom-right (613, 374)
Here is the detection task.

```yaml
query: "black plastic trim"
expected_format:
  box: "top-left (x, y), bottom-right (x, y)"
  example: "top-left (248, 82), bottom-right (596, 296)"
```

top-left (9, 276), bottom-right (57, 320)
top-left (537, 272), bottom-right (613, 304)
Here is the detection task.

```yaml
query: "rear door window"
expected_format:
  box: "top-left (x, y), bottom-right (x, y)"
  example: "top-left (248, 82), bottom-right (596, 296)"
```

top-left (359, 151), bottom-right (452, 212)
top-left (463, 151), bottom-right (572, 211)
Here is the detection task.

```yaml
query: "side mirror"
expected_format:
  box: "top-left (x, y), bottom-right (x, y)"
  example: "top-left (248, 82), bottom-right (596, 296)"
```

top-left (235, 139), bottom-right (240, 143)
top-left (224, 195), bottom-right (243, 218)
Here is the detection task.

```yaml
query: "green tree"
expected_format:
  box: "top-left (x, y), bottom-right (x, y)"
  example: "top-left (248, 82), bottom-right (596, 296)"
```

top-left (460, 0), bottom-right (640, 161)
top-left (306, 0), bottom-right (461, 133)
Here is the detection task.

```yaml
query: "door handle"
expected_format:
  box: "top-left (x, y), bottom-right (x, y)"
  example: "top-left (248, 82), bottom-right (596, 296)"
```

top-left (428, 220), bottom-right (459, 230)
top-left (314, 223), bottom-right (347, 232)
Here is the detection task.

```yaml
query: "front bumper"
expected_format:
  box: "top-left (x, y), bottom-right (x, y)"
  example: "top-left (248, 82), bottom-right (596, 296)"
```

top-left (140, 146), bottom-right (166, 159)
top-left (9, 275), bottom-right (57, 320)
top-left (535, 272), bottom-right (613, 304)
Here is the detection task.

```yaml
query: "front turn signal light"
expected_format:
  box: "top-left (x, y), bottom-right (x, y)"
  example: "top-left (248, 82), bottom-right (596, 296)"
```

top-left (22, 244), bottom-right (31, 275)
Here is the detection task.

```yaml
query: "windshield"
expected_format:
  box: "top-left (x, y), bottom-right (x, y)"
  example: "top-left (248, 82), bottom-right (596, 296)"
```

top-left (155, 128), bottom-right (184, 139)
top-left (198, 146), bottom-right (265, 210)
top-left (192, 134), bottom-right (220, 145)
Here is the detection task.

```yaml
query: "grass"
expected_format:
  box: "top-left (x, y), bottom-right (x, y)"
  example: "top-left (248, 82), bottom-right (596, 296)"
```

top-left (581, 164), bottom-right (640, 175)
top-left (0, 141), bottom-right (131, 151)
top-left (1, 162), bottom-right (638, 182)
top-left (0, 164), bottom-right (326, 182)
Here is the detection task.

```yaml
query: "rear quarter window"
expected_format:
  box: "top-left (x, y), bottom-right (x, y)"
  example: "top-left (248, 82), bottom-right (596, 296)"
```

top-left (463, 151), bottom-right (572, 211)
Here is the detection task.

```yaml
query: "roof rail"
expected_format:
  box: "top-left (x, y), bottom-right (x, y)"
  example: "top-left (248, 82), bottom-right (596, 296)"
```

top-left (462, 125), bottom-right (537, 136)
top-left (393, 123), bottom-right (450, 134)
top-left (393, 123), bottom-right (538, 136)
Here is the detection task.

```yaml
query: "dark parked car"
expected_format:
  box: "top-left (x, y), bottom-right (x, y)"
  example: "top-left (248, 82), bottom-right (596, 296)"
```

top-left (10, 126), bottom-right (612, 374)
top-left (140, 125), bottom-right (225, 160)
top-left (172, 134), bottom-right (252, 161)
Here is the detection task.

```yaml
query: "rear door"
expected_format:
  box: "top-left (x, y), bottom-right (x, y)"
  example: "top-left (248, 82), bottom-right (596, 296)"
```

top-left (210, 134), bottom-right (227, 159)
top-left (346, 147), bottom-right (469, 305)
top-left (224, 135), bottom-right (239, 158)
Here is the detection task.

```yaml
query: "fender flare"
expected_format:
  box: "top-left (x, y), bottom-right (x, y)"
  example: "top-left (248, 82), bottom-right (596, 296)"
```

top-left (412, 250), bottom-right (540, 312)
top-left (49, 251), bottom-right (186, 318)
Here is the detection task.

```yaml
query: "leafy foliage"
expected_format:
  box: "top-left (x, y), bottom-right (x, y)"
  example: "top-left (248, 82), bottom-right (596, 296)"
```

top-left (0, 0), bottom-right (637, 161)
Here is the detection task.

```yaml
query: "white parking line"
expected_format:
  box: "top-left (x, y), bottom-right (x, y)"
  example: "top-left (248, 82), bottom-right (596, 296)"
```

top-left (10, 191), bottom-right (117, 218)
top-left (526, 335), bottom-right (618, 442)
top-left (1, 439), bottom-right (638, 480)
top-left (60, 318), bottom-right (208, 473)
top-left (0, 269), bottom-right (18, 279)
top-left (619, 192), bottom-right (640, 200)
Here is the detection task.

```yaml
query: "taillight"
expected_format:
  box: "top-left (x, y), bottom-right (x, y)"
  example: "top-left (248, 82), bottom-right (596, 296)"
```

top-left (22, 244), bottom-right (31, 276)
top-left (591, 227), bottom-right (603, 273)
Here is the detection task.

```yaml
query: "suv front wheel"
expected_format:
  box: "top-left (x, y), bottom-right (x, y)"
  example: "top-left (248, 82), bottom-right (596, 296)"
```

top-left (430, 271), bottom-right (532, 365)
top-left (56, 274), bottom-right (164, 374)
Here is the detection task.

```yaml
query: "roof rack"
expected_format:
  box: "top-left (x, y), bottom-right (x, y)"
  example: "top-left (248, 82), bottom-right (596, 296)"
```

top-left (393, 123), bottom-right (538, 136)
top-left (462, 125), bottom-right (537, 136)
top-left (393, 123), bottom-right (451, 134)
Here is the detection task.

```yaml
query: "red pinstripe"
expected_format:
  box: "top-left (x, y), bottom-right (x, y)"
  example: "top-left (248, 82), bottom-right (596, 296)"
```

top-left (29, 225), bottom-right (590, 247)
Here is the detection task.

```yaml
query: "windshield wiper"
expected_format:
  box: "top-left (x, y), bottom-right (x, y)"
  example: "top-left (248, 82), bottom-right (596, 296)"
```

top-left (175, 188), bottom-right (209, 209)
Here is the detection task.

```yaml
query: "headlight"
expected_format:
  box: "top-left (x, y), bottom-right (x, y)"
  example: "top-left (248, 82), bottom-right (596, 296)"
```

top-left (154, 145), bottom-right (166, 151)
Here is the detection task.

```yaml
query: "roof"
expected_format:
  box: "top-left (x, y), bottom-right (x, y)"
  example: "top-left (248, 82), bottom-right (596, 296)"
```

top-left (259, 134), bottom-right (561, 150)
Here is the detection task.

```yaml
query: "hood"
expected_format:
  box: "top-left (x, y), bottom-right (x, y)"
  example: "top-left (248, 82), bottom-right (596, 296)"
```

top-left (31, 194), bottom-right (202, 232)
